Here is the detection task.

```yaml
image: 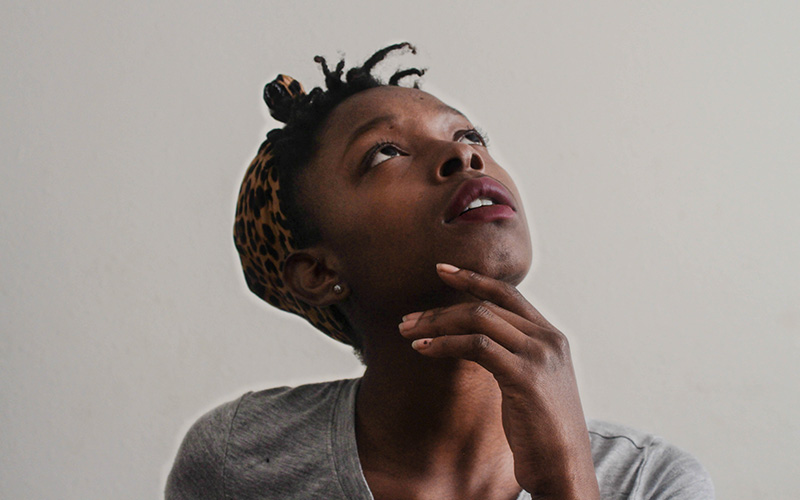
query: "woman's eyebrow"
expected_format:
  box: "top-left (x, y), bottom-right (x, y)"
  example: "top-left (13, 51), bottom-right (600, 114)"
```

top-left (345, 115), bottom-right (396, 152)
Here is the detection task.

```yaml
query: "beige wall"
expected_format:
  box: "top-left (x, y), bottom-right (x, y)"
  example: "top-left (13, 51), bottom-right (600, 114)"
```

top-left (2, 1), bottom-right (798, 498)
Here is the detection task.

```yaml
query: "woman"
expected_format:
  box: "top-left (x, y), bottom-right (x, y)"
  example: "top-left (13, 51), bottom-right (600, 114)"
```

top-left (167, 43), bottom-right (713, 499)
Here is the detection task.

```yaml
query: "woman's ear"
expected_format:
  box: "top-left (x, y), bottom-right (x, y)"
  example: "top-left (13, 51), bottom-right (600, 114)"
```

top-left (283, 250), bottom-right (346, 306)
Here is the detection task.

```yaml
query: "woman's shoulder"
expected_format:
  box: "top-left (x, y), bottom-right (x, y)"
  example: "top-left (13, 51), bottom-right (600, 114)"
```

top-left (165, 394), bottom-right (244, 499)
top-left (184, 377), bottom-right (357, 431)
top-left (587, 420), bottom-right (714, 499)
top-left (166, 378), bottom-right (359, 499)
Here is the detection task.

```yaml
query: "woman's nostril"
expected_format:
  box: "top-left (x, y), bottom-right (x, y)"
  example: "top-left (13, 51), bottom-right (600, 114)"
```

top-left (440, 158), bottom-right (462, 177)
top-left (470, 153), bottom-right (484, 170)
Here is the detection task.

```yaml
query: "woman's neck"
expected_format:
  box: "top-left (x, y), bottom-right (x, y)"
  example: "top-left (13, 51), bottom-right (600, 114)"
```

top-left (355, 333), bottom-right (519, 497)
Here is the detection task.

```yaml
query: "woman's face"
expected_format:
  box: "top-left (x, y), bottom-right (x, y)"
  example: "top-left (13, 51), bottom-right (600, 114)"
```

top-left (300, 86), bottom-right (532, 317)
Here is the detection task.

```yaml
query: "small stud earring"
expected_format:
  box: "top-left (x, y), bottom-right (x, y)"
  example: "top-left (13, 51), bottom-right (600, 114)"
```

top-left (333, 284), bottom-right (343, 294)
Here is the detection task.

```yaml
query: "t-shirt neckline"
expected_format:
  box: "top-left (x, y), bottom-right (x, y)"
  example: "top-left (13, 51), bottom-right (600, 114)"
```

top-left (329, 378), bottom-right (529, 500)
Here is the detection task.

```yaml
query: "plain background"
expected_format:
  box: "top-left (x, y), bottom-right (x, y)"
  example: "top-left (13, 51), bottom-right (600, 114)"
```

top-left (2, 1), bottom-right (798, 498)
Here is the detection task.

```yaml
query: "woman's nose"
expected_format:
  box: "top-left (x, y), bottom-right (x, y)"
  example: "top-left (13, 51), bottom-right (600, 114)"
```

top-left (436, 142), bottom-right (485, 178)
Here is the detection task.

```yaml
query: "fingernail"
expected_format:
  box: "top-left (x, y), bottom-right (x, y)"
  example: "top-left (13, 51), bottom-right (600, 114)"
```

top-left (399, 319), bottom-right (419, 334)
top-left (436, 263), bottom-right (459, 274)
top-left (411, 339), bottom-right (432, 350)
top-left (401, 311), bottom-right (423, 323)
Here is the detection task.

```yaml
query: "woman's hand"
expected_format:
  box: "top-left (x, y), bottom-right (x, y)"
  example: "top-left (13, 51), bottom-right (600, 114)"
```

top-left (398, 263), bottom-right (600, 500)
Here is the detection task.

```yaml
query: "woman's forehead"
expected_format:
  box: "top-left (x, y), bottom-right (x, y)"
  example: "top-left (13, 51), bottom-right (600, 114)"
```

top-left (320, 86), bottom-right (468, 145)
top-left (340, 86), bottom-right (459, 115)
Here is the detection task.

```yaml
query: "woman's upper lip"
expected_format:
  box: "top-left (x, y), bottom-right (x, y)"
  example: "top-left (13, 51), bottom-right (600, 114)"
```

top-left (444, 176), bottom-right (517, 222)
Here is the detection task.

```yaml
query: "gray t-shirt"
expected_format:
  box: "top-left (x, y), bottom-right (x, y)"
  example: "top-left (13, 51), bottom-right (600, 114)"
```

top-left (166, 378), bottom-right (713, 499)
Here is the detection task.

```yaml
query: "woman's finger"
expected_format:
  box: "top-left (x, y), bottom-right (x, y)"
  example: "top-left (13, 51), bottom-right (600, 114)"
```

top-left (403, 300), bottom-right (534, 336)
top-left (399, 300), bottom-right (531, 353)
top-left (436, 263), bottom-right (555, 330)
top-left (410, 333), bottom-right (522, 383)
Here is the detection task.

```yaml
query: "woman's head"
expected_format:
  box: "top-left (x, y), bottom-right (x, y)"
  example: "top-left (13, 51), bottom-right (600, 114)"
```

top-left (234, 43), bottom-right (531, 355)
top-left (261, 43), bottom-right (426, 250)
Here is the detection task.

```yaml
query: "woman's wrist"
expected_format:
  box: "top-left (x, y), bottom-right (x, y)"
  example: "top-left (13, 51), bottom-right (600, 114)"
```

top-left (518, 452), bottom-right (600, 500)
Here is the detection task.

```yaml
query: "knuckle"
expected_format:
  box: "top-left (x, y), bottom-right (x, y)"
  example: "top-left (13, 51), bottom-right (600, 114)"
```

top-left (467, 334), bottom-right (492, 358)
top-left (469, 301), bottom-right (494, 321)
top-left (546, 330), bottom-right (570, 355)
top-left (466, 272), bottom-right (485, 293)
top-left (522, 331), bottom-right (570, 367)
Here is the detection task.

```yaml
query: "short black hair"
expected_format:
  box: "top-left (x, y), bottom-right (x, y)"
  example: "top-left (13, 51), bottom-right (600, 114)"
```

top-left (266, 42), bottom-right (425, 249)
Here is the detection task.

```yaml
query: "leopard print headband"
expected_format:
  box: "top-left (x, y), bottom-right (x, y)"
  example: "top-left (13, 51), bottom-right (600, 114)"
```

top-left (233, 75), bottom-right (351, 345)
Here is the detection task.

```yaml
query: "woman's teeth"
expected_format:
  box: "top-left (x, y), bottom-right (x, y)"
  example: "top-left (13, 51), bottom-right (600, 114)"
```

top-left (461, 197), bottom-right (496, 214)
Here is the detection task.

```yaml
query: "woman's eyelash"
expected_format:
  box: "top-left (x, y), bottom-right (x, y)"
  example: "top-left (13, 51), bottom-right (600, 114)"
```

top-left (468, 127), bottom-right (490, 147)
top-left (363, 140), bottom-right (398, 168)
top-left (362, 127), bottom-right (489, 169)
top-left (476, 127), bottom-right (490, 146)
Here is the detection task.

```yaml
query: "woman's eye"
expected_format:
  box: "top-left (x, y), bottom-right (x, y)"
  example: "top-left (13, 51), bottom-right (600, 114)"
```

top-left (458, 130), bottom-right (486, 146)
top-left (369, 144), bottom-right (402, 167)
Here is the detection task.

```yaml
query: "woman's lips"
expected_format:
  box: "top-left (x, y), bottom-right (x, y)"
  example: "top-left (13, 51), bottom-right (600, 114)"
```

top-left (444, 177), bottom-right (517, 223)
top-left (452, 204), bottom-right (515, 222)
